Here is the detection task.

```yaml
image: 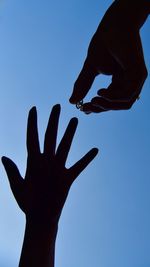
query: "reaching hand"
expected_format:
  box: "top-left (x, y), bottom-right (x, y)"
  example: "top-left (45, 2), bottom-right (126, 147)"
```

top-left (2, 105), bottom-right (98, 226)
top-left (2, 105), bottom-right (98, 267)
top-left (70, 0), bottom-right (149, 113)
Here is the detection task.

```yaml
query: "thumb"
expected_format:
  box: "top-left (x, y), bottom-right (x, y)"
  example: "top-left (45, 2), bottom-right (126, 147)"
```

top-left (1, 156), bottom-right (23, 194)
top-left (68, 147), bottom-right (99, 184)
top-left (69, 58), bottom-right (98, 104)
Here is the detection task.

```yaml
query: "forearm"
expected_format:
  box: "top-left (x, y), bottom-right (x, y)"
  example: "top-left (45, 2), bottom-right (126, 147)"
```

top-left (19, 219), bottom-right (58, 267)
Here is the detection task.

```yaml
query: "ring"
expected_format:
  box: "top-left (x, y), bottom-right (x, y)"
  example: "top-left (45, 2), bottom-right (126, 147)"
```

top-left (76, 100), bottom-right (83, 109)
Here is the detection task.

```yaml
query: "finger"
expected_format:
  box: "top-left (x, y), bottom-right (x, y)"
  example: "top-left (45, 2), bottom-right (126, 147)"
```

top-left (56, 118), bottom-right (78, 165)
top-left (82, 102), bottom-right (107, 114)
top-left (97, 87), bottom-right (133, 103)
top-left (27, 107), bottom-right (40, 157)
top-left (69, 58), bottom-right (98, 104)
top-left (91, 97), bottom-right (135, 110)
top-left (44, 104), bottom-right (61, 156)
top-left (98, 86), bottom-right (141, 103)
top-left (1, 156), bottom-right (23, 195)
top-left (97, 88), bottom-right (120, 102)
top-left (68, 148), bottom-right (99, 183)
top-left (97, 88), bottom-right (107, 96)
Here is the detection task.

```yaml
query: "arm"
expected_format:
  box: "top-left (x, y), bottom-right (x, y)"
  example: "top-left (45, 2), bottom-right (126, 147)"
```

top-left (2, 104), bottom-right (98, 267)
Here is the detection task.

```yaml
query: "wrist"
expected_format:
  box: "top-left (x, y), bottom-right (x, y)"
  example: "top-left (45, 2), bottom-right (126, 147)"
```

top-left (25, 215), bottom-right (58, 235)
top-left (24, 219), bottom-right (58, 253)
top-left (19, 218), bottom-right (58, 267)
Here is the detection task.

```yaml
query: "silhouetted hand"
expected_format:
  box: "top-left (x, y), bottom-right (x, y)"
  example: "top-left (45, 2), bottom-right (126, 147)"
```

top-left (2, 104), bottom-right (98, 267)
top-left (70, 0), bottom-right (149, 113)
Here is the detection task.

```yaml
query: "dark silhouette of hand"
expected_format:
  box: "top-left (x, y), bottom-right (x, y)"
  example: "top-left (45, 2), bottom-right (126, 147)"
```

top-left (2, 104), bottom-right (98, 224)
top-left (2, 105), bottom-right (98, 267)
top-left (70, 0), bottom-right (149, 113)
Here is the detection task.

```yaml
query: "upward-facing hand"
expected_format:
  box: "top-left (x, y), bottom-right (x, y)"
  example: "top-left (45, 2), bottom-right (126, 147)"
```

top-left (70, 0), bottom-right (149, 114)
top-left (2, 104), bottom-right (98, 226)
top-left (2, 105), bottom-right (98, 267)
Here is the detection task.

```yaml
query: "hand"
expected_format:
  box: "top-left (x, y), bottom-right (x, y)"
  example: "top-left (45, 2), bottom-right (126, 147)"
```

top-left (69, 1), bottom-right (148, 113)
top-left (2, 105), bottom-right (98, 226)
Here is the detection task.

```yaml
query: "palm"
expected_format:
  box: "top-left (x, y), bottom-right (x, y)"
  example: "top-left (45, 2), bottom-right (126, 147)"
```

top-left (22, 155), bottom-right (71, 223)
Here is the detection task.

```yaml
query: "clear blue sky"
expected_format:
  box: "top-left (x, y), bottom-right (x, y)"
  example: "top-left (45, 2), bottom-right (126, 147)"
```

top-left (0, 1), bottom-right (150, 266)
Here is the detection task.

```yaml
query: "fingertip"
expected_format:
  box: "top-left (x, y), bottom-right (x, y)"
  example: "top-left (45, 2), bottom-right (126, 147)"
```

top-left (97, 90), bottom-right (101, 96)
top-left (70, 117), bottom-right (78, 126)
top-left (1, 156), bottom-right (10, 164)
top-left (97, 88), bottom-right (107, 96)
top-left (1, 157), bottom-right (12, 170)
top-left (50, 104), bottom-right (61, 118)
top-left (28, 107), bottom-right (37, 123)
top-left (69, 88), bottom-right (83, 104)
top-left (53, 104), bottom-right (61, 111)
top-left (29, 106), bottom-right (37, 114)
top-left (69, 96), bottom-right (78, 105)
top-left (92, 147), bottom-right (99, 156)
top-left (69, 97), bottom-right (74, 104)
top-left (27, 107), bottom-right (38, 133)
top-left (77, 104), bottom-right (91, 114)
top-left (1, 156), bottom-right (7, 165)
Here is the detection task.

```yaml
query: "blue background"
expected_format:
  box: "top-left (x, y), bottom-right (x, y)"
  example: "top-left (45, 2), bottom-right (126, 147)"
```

top-left (0, 1), bottom-right (150, 266)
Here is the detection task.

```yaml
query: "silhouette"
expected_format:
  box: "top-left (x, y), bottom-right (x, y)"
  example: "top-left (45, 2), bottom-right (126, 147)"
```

top-left (2, 104), bottom-right (98, 267)
top-left (70, 0), bottom-right (150, 114)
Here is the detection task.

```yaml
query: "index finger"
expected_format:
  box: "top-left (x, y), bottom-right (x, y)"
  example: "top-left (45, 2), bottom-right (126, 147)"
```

top-left (69, 59), bottom-right (98, 104)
